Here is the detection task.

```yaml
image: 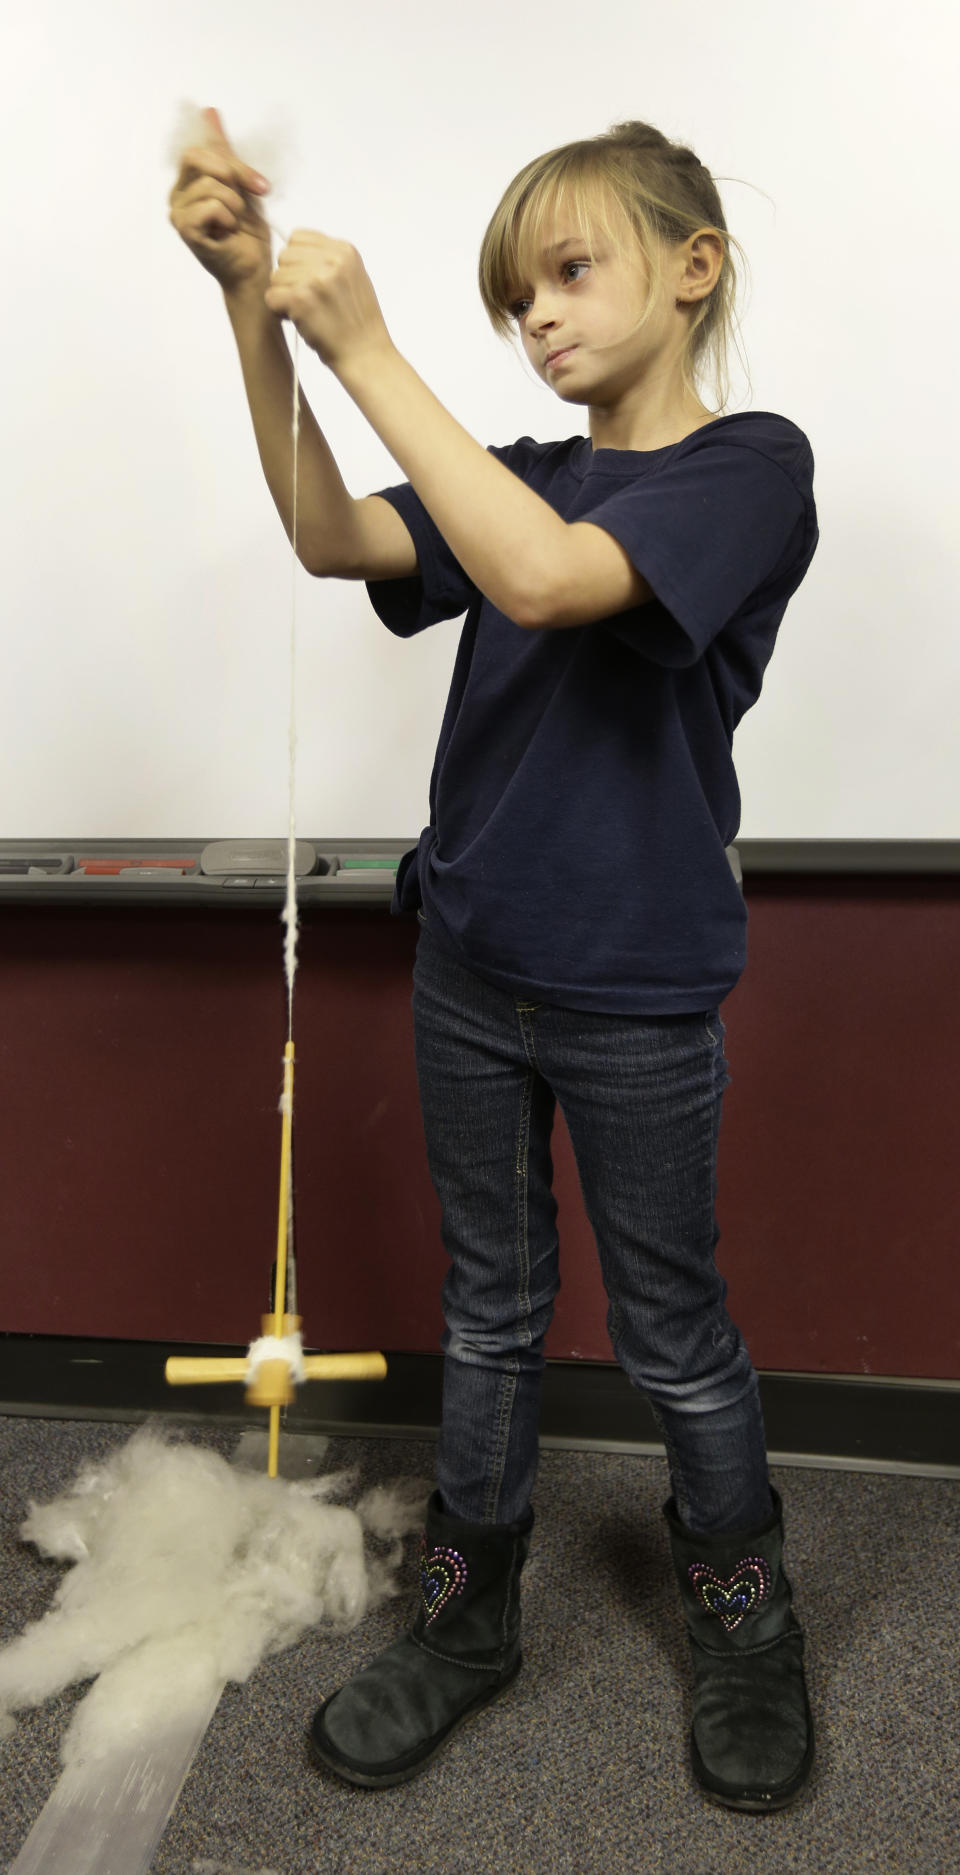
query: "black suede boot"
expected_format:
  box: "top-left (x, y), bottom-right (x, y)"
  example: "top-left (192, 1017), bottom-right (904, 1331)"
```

top-left (663, 1486), bottom-right (814, 1812)
top-left (309, 1489), bottom-right (534, 1787)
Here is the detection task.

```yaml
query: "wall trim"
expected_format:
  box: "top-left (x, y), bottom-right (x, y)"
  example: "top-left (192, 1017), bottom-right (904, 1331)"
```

top-left (2, 1339), bottom-right (958, 1478)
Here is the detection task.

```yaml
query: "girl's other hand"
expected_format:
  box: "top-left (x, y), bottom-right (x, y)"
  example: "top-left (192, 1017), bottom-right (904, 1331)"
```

top-left (169, 106), bottom-right (273, 295)
top-left (265, 231), bottom-right (393, 374)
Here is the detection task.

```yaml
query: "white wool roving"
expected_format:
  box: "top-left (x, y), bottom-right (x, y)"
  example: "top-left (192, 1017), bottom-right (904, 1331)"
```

top-left (245, 1332), bottom-right (306, 1386)
top-left (168, 101), bottom-right (294, 196)
top-left (0, 1426), bottom-right (429, 1771)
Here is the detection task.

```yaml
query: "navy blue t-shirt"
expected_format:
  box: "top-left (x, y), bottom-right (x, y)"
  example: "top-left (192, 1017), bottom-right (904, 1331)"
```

top-left (365, 411), bottom-right (818, 1014)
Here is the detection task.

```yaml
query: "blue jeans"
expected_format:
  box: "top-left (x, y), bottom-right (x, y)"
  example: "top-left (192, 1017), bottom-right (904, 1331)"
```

top-left (411, 917), bottom-right (773, 1537)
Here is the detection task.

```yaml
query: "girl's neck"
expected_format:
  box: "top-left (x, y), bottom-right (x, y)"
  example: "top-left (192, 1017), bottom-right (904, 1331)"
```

top-left (589, 399), bottom-right (717, 453)
top-left (588, 369), bottom-right (717, 451)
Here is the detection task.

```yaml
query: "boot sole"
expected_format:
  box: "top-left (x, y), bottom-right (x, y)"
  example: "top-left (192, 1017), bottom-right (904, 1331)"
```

top-left (692, 1723), bottom-right (815, 1813)
top-left (306, 1652), bottom-right (523, 1789)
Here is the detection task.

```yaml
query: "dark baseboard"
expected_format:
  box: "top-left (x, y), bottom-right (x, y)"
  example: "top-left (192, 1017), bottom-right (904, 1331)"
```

top-left (1, 1337), bottom-right (958, 1476)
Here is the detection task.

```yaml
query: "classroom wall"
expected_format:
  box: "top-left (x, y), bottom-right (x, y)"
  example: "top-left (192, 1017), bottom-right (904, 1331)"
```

top-left (2, 879), bottom-right (956, 1381)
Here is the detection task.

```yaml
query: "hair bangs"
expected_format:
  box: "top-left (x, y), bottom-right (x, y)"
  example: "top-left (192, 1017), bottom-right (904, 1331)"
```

top-left (482, 156), bottom-right (655, 337)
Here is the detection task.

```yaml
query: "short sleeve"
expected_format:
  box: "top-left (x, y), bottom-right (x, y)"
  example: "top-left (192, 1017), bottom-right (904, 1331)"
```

top-left (579, 442), bottom-right (810, 667)
top-left (364, 483), bottom-right (477, 638)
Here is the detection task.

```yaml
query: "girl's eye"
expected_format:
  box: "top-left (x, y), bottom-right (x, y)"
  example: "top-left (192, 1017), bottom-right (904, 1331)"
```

top-left (511, 260), bottom-right (589, 320)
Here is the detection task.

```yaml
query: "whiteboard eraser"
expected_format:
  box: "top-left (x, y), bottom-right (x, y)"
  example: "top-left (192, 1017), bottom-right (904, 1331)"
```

top-left (200, 839), bottom-right (317, 877)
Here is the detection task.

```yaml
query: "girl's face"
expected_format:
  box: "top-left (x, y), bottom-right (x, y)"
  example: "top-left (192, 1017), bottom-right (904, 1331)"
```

top-left (509, 210), bottom-right (714, 415)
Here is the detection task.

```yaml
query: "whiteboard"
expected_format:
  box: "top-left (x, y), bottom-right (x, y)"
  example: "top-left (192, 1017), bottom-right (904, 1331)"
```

top-left (1, 0), bottom-right (956, 840)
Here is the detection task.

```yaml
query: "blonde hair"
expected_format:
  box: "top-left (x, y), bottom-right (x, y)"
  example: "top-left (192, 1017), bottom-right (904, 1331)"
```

top-left (478, 121), bottom-right (750, 414)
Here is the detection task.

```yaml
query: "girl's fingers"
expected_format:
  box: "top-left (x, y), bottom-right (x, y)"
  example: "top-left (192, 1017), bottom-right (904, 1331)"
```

top-left (177, 147), bottom-right (237, 188)
top-left (176, 147), bottom-right (268, 200)
top-left (201, 106), bottom-right (229, 144)
top-left (174, 199), bottom-right (239, 240)
top-left (174, 174), bottom-right (249, 220)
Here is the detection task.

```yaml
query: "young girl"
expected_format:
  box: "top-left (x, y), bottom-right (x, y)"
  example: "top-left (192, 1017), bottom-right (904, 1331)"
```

top-left (171, 112), bottom-right (818, 1813)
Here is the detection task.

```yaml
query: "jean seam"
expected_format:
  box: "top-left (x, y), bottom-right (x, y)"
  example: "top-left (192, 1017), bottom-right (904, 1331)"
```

top-left (513, 1023), bottom-right (537, 1346)
top-left (484, 1372), bottom-right (517, 1522)
top-left (484, 1031), bottom-right (537, 1521)
top-left (646, 1393), bottom-right (694, 1521)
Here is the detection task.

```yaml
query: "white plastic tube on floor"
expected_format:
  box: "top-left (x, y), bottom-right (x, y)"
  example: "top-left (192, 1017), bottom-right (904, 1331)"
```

top-left (8, 1687), bottom-right (224, 1875)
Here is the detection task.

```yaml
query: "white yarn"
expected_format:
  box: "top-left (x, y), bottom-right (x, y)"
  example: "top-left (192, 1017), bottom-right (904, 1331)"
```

top-left (245, 1333), bottom-right (306, 1386)
top-left (168, 104), bottom-right (300, 1034)
top-left (169, 100), bottom-right (302, 1285)
top-left (281, 338), bottom-right (301, 1038)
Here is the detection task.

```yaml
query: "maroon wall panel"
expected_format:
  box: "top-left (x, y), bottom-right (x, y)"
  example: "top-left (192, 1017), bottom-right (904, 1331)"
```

top-left (0, 879), bottom-right (956, 1379)
top-left (714, 878), bottom-right (957, 1378)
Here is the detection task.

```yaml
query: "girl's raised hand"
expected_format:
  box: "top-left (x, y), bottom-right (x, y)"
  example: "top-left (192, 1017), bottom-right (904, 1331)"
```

top-left (169, 107), bottom-right (273, 293)
top-left (264, 232), bottom-right (394, 375)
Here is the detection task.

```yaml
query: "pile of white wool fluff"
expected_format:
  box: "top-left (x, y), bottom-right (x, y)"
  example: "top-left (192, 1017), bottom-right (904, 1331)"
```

top-left (0, 1425), bottom-right (429, 1771)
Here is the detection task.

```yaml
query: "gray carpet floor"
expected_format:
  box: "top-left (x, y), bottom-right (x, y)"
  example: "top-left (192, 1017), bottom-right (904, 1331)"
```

top-left (1, 1414), bottom-right (957, 1875)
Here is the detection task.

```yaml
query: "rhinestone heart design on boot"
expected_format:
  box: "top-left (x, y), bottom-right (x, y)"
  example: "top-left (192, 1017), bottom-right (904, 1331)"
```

top-left (688, 1555), bottom-right (772, 1633)
top-left (419, 1538), bottom-right (468, 1626)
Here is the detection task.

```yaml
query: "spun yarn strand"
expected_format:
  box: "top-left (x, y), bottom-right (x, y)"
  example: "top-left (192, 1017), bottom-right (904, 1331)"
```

top-left (282, 328), bottom-right (301, 1042)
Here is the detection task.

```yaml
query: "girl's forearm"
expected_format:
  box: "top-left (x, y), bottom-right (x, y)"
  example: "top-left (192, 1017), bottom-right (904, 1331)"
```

top-left (336, 343), bottom-right (569, 625)
top-left (223, 287), bottom-right (360, 573)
